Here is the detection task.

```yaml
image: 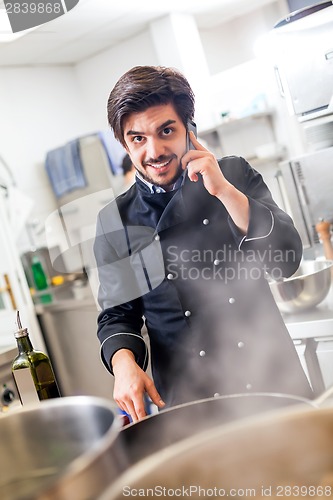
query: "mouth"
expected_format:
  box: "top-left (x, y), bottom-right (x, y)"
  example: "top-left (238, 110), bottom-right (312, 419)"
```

top-left (144, 158), bottom-right (173, 173)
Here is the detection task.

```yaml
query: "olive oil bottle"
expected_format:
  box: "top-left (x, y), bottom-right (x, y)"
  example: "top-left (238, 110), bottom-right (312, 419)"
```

top-left (12, 311), bottom-right (61, 405)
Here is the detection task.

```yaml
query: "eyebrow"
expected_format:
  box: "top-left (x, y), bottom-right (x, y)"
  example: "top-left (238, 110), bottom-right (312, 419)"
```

top-left (126, 119), bottom-right (177, 137)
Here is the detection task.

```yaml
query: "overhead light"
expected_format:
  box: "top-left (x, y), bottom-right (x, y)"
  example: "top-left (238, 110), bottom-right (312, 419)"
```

top-left (0, 8), bottom-right (37, 42)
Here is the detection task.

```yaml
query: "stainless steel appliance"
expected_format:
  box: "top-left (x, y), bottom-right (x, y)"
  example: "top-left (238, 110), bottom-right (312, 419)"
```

top-left (0, 347), bottom-right (20, 412)
top-left (0, 396), bottom-right (122, 500)
top-left (277, 146), bottom-right (333, 254)
top-left (104, 404), bottom-right (333, 500)
top-left (273, 1), bottom-right (333, 123)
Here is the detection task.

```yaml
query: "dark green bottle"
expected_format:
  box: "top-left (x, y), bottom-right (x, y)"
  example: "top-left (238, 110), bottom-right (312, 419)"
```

top-left (31, 255), bottom-right (52, 304)
top-left (12, 312), bottom-right (61, 405)
top-left (31, 255), bottom-right (48, 289)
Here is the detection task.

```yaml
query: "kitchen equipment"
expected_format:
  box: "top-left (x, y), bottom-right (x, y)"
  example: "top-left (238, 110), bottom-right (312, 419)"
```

top-left (269, 260), bottom-right (333, 313)
top-left (0, 396), bottom-right (124, 500)
top-left (110, 387), bottom-right (333, 474)
top-left (272, 1), bottom-right (333, 122)
top-left (316, 220), bottom-right (333, 261)
top-left (277, 146), bottom-right (333, 254)
top-left (103, 404), bottom-right (333, 500)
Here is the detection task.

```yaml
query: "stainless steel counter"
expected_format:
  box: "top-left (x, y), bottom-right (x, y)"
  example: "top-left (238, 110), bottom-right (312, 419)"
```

top-left (283, 285), bottom-right (333, 395)
top-left (284, 285), bottom-right (333, 340)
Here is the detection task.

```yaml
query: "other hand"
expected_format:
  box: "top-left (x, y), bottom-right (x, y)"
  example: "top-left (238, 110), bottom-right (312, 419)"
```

top-left (112, 349), bottom-right (165, 422)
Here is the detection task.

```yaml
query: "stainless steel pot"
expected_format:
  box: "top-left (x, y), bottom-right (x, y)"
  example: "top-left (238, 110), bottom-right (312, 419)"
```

top-left (0, 396), bottom-right (125, 500)
top-left (110, 389), bottom-right (333, 471)
top-left (100, 408), bottom-right (333, 500)
top-left (103, 404), bottom-right (333, 499)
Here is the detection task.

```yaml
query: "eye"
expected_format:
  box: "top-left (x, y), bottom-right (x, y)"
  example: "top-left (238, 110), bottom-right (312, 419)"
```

top-left (132, 135), bottom-right (144, 143)
top-left (162, 127), bottom-right (173, 136)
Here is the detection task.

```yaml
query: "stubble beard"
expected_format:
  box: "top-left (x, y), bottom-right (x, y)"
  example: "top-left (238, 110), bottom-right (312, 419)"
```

top-left (135, 161), bottom-right (184, 190)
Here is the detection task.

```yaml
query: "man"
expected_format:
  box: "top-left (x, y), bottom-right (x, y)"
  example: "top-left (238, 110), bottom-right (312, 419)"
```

top-left (94, 65), bottom-right (313, 422)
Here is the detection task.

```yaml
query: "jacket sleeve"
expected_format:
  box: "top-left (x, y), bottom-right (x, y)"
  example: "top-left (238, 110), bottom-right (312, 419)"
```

top-left (225, 156), bottom-right (302, 278)
top-left (93, 211), bottom-right (148, 374)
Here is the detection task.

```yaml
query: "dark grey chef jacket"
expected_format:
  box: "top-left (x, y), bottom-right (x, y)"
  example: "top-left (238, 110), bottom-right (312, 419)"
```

top-left (94, 155), bottom-right (313, 407)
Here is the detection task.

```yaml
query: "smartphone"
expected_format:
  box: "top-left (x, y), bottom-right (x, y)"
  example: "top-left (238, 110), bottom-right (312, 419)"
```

top-left (186, 120), bottom-right (197, 151)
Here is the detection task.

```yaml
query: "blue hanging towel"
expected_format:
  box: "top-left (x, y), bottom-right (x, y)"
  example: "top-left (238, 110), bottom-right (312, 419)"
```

top-left (97, 130), bottom-right (126, 176)
top-left (45, 139), bottom-right (87, 198)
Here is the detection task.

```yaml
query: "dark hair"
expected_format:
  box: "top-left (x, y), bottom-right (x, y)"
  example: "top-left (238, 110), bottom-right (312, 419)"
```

top-left (107, 66), bottom-right (195, 147)
top-left (121, 154), bottom-right (133, 175)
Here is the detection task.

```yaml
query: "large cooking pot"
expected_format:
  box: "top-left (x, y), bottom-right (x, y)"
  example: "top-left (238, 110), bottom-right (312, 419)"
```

top-left (0, 396), bottom-right (125, 500)
top-left (110, 389), bottom-right (333, 470)
top-left (103, 404), bottom-right (333, 499)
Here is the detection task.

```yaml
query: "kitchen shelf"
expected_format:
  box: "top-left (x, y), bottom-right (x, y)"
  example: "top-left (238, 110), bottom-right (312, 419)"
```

top-left (199, 109), bottom-right (278, 162)
top-left (200, 110), bottom-right (274, 135)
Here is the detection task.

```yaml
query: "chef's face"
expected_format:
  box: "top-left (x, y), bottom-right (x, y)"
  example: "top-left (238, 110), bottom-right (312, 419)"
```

top-left (123, 103), bottom-right (187, 190)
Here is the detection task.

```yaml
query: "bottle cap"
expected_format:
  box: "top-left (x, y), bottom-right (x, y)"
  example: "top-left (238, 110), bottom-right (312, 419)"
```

top-left (14, 311), bottom-right (28, 339)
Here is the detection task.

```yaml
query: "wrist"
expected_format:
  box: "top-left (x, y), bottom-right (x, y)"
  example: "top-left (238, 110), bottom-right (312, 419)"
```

top-left (215, 181), bottom-right (234, 202)
top-left (112, 349), bottom-right (135, 372)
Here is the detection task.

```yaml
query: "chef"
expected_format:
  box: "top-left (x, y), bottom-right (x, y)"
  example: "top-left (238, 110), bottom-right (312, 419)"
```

top-left (94, 65), bottom-right (313, 422)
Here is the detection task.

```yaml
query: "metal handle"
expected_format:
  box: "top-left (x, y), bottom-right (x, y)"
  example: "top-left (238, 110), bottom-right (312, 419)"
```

top-left (0, 274), bottom-right (17, 310)
top-left (298, 183), bottom-right (310, 207)
top-left (274, 66), bottom-right (285, 98)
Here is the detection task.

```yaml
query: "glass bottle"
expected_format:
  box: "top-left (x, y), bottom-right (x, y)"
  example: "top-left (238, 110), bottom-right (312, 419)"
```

top-left (31, 254), bottom-right (52, 303)
top-left (12, 311), bottom-right (61, 405)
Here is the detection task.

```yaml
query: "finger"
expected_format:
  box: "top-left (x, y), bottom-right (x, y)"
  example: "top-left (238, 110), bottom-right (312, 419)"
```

top-left (188, 131), bottom-right (208, 152)
top-left (132, 397), bottom-right (147, 421)
top-left (188, 170), bottom-right (199, 182)
top-left (181, 149), bottom-right (204, 170)
top-left (115, 400), bottom-right (126, 413)
top-left (114, 392), bottom-right (139, 421)
top-left (124, 399), bottom-right (141, 422)
top-left (145, 380), bottom-right (165, 408)
top-left (113, 391), bottom-right (127, 412)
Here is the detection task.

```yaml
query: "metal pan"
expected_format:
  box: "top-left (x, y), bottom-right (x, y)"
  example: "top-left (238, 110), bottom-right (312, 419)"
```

top-left (103, 404), bottom-right (333, 500)
top-left (111, 387), bottom-right (333, 469)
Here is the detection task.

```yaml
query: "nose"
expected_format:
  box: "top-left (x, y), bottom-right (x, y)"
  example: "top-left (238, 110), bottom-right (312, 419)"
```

top-left (145, 138), bottom-right (166, 160)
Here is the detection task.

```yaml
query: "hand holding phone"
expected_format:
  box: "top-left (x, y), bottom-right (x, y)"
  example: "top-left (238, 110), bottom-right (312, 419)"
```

top-left (186, 120), bottom-right (197, 151)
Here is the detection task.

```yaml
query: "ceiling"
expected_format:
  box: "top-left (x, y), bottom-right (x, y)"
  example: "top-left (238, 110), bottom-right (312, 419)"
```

top-left (0, 0), bottom-right (277, 66)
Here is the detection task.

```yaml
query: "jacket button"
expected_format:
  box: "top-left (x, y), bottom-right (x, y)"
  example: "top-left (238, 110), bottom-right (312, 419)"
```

top-left (184, 310), bottom-right (191, 317)
top-left (213, 259), bottom-right (219, 266)
top-left (213, 393), bottom-right (220, 398)
top-left (228, 297), bottom-right (235, 304)
top-left (238, 341), bottom-right (245, 348)
top-left (202, 219), bottom-right (209, 225)
top-left (167, 273), bottom-right (174, 280)
top-left (199, 350), bottom-right (206, 357)
top-left (246, 384), bottom-right (252, 390)
top-left (154, 234), bottom-right (160, 241)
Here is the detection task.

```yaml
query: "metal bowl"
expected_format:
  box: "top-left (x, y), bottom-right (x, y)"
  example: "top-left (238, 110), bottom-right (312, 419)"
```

top-left (269, 260), bottom-right (333, 313)
top-left (0, 396), bottom-right (125, 500)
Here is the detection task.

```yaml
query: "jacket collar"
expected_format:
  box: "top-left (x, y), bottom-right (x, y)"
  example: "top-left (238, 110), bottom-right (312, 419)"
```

top-left (134, 174), bottom-right (189, 234)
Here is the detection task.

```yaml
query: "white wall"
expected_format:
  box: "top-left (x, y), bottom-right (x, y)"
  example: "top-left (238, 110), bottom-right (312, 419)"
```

top-left (74, 30), bottom-right (159, 130)
top-left (200, 2), bottom-right (287, 75)
top-left (0, 66), bottom-right (96, 250)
